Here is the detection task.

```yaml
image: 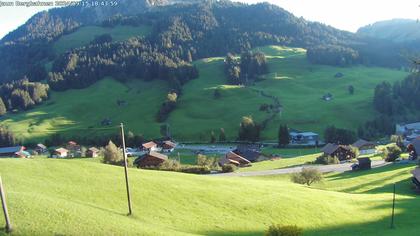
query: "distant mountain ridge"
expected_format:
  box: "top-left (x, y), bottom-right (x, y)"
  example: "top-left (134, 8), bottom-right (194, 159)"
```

top-left (357, 19), bottom-right (420, 42)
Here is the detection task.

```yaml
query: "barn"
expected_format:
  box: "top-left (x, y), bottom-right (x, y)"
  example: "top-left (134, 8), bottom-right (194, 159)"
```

top-left (135, 151), bottom-right (168, 168)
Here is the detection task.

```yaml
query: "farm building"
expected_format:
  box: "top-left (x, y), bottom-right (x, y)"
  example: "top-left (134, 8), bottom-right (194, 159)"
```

top-left (162, 140), bottom-right (176, 153)
top-left (352, 139), bottom-right (377, 155)
top-left (0, 146), bottom-right (26, 158)
top-left (408, 139), bottom-right (420, 160)
top-left (233, 145), bottom-right (262, 162)
top-left (35, 144), bottom-right (48, 154)
top-left (219, 151), bottom-right (251, 167)
top-left (134, 151), bottom-right (168, 168)
top-left (66, 141), bottom-right (81, 151)
top-left (142, 141), bottom-right (159, 152)
top-left (321, 143), bottom-right (356, 161)
top-left (290, 131), bottom-right (319, 145)
top-left (52, 148), bottom-right (69, 158)
top-left (86, 147), bottom-right (100, 158)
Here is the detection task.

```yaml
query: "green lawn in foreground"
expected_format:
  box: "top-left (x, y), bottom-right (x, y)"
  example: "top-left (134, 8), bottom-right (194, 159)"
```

top-left (0, 78), bottom-right (168, 142)
top-left (0, 158), bottom-right (418, 235)
top-left (53, 25), bottom-right (151, 54)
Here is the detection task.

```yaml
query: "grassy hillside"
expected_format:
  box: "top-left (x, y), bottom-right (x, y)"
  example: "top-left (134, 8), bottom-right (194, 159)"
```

top-left (0, 79), bottom-right (168, 141)
top-left (1, 46), bottom-right (408, 142)
top-left (53, 25), bottom-right (151, 54)
top-left (0, 158), bottom-right (418, 235)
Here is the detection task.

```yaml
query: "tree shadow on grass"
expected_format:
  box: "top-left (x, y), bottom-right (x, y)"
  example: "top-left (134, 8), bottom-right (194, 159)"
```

top-left (201, 197), bottom-right (420, 236)
top-left (326, 164), bottom-right (414, 182)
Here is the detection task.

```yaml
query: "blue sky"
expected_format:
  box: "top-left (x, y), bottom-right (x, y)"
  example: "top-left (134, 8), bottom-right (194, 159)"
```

top-left (0, 0), bottom-right (419, 39)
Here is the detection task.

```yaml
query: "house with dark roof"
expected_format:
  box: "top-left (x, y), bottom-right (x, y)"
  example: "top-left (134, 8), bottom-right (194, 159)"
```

top-left (290, 131), bottom-right (319, 145)
top-left (352, 139), bottom-right (377, 155)
top-left (134, 151), bottom-right (168, 168)
top-left (321, 143), bottom-right (356, 161)
top-left (233, 145), bottom-right (261, 162)
top-left (0, 146), bottom-right (26, 158)
top-left (219, 151), bottom-right (251, 167)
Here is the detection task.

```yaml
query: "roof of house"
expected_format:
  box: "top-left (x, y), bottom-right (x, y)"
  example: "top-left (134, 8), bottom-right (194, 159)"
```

top-left (163, 140), bottom-right (176, 148)
top-left (142, 141), bottom-right (157, 149)
top-left (88, 147), bottom-right (100, 153)
top-left (68, 141), bottom-right (77, 145)
top-left (0, 146), bottom-right (23, 154)
top-left (290, 132), bottom-right (318, 137)
top-left (321, 143), bottom-right (340, 155)
top-left (55, 148), bottom-right (69, 153)
top-left (145, 151), bottom-right (168, 161)
top-left (402, 122), bottom-right (420, 130)
top-left (234, 149), bottom-right (260, 162)
top-left (37, 143), bottom-right (47, 149)
top-left (352, 139), bottom-right (376, 149)
top-left (226, 151), bottom-right (251, 164)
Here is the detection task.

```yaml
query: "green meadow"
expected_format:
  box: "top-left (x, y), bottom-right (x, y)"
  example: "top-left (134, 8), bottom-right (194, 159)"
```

top-left (53, 25), bottom-right (151, 54)
top-left (0, 158), bottom-right (418, 235)
top-left (1, 46), bottom-right (408, 142)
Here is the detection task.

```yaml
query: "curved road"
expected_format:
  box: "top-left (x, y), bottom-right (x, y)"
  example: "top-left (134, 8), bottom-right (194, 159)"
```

top-left (213, 160), bottom-right (389, 177)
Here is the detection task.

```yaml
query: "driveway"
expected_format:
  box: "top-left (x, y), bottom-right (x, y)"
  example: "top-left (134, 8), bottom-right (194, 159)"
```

top-left (213, 160), bottom-right (390, 177)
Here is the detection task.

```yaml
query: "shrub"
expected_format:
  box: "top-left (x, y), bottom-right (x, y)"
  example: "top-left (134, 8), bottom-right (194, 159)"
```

top-left (103, 141), bottom-right (123, 166)
top-left (383, 144), bottom-right (402, 162)
top-left (180, 165), bottom-right (211, 174)
top-left (266, 225), bottom-right (303, 236)
top-left (314, 154), bottom-right (339, 165)
top-left (221, 164), bottom-right (237, 173)
top-left (291, 168), bottom-right (323, 186)
top-left (158, 159), bottom-right (182, 171)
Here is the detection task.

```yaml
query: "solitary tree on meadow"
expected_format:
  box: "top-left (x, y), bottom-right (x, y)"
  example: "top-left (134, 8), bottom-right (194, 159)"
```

top-left (103, 140), bottom-right (123, 165)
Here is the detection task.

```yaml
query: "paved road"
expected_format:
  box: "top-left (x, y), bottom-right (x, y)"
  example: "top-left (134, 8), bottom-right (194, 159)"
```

top-left (213, 160), bottom-right (390, 177)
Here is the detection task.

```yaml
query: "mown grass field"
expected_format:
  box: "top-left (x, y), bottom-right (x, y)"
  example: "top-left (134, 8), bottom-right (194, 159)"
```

top-left (0, 158), bottom-right (418, 235)
top-left (1, 46), bottom-right (409, 142)
top-left (53, 25), bottom-right (151, 54)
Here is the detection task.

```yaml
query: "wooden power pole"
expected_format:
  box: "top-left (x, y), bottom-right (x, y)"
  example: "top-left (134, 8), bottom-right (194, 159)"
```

top-left (120, 123), bottom-right (133, 216)
top-left (0, 176), bottom-right (12, 233)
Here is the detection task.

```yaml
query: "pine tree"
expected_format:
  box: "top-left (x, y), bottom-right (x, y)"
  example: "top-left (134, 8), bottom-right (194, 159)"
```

top-left (278, 124), bottom-right (290, 147)
top-left (219, 128), bottom-right (226, 142)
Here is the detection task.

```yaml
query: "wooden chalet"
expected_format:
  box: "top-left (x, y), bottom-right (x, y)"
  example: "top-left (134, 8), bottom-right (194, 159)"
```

top-left (352, 139), bottom-right (377, 155)
top-left (66, 141), bottom-right (81, 151)
top-left (52, 148), bottom-right (69, 158)
top-left (86, 147), bottom-right (100, 158)
top-left (408, 138), bottom-right (420, 160)
top-left (233, 145), bottom-right (261, 162)
top-left (321, 143), bottom-right (356, 161)
top-left (219, 151), bottom-right (251, 167)
top-left (142, 141), bottom-right (159, 152)
top-left (135, 151), bottom-right (168, 168)
top-left (162, 140), bottom-right (176, 152)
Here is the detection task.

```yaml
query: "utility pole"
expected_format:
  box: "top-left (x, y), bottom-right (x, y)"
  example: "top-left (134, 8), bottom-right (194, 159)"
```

top-left (0, 176), bottom-right (12, 233)
top-left (120, 123), bottom-right (133, 216)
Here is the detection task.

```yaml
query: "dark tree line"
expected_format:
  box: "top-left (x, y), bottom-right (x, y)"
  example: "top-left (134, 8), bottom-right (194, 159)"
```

top-left (324, 125), bottom-right (357, 145)
top-left (224, 51), bottom-right (268, 85)
top-left (0, 79), bottom-right (49, 112)
top-left (49, 37), bottom-right (198, 91)
top-left (0, 127), bottom-right (17, 147)
top-left (307, 45), bottom-right (359, 67)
